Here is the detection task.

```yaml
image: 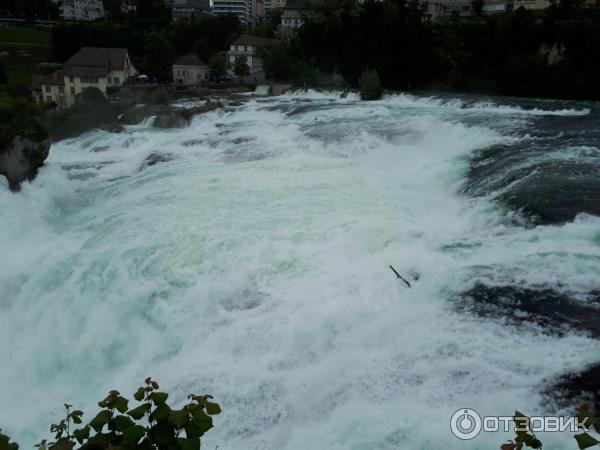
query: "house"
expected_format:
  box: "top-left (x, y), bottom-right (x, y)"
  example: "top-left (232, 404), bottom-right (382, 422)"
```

top-left (513, 0), bottom-right (550, 9)
top-left (227, 35), bottom-right (277, 75)
top-left (280, 4), bottom-right (305, 31)
top-left (121, 0), bottom-right (137, 13)
top-left (59, 0), bottom-right (105, 21)
top-left (418, 0), bottom-right (448, 20)
top-left (32, 70), bottom-right (68, 108)
top-left (172, 54), bottom-right (209, 85)
top-left (32, 47), bottom-right (137, 108)
top-left (264, 0), bottom-right (285, 11)
top-left (170, 0), bottom-right (210, 19)
top-left (482, 0), bottom-right (514, 13)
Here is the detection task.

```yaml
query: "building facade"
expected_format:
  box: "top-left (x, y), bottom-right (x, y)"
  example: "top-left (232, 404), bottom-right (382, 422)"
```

top-left (513, 0), bottom-right (550, 9)
top-left (212, 0), bottom-right (251, 24)
top-left (121, 0), bottom-right (137, 13)
top-left (264, 0), bottom-right (286, 11)
top-left (59, 0), bottom-right (105, 21)
top-left (227, 35), bottom-right (277, 74)
top-left (172, 54), bottom-right (209, 84)
top-left (170, 0), bottom-right (210, 19)
top-left (33, 47), bottom-right (137, 108)
top-left (280, 6), bottom-right (304, 30)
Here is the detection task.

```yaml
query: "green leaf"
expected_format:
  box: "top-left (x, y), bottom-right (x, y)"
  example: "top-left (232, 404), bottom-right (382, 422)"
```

top-left (134, 387), bottom-right (146, 402)
top-left (184, 403), bottom-right (200, 413)
top-left (127, 403), bottom-right (151, 420)
top-left (72, 425), bottom-right (90, 444)
top-left (110, 415), bottom-right (136, 432)
top-left (114, 396), bottom-right (130, 413)
top-left (88, 410), bottom-right (113, 432)
top-left (149, 403), bottom-right (172, 422)
top-left (575, 432), bottom-right (600, 450)
top-left (136, 437), bottom-right (154, 450)
top-left (148, 392), bottom-right (169, 405)
top-left (169, 410), bottom-right (190, 428)
top-left (48, 438), bottom-right (74, 450)
top-left (69, 410), bottom-right (84, 425)
top-left (177, 437), bottom-right (200, 450)
top-left (120, 424), bottom-right (146, 448)
top-left (189, 409), bottom-right (213, 437)
top-left (85, 432), bottom-right (114, 448)
top-left (205, 402), bottom-right (221, 415)
top-left (0, 431), bottom-right (19, 450)
top-left (148, 422), bottom-right (176, 446)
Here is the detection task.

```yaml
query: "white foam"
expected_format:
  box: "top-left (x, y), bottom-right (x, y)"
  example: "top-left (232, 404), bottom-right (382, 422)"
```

top-left (0, 94), bottom-right (597, 450)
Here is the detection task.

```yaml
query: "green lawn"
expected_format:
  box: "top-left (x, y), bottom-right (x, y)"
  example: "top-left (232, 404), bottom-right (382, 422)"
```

top-left (0, 26), bottom-right (51, 45)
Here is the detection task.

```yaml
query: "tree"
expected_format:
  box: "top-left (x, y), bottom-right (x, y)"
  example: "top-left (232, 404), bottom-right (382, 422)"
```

top-left (233, 55), bottom-right (250, 82)
top-left (258, 44), bottom-right (295, 80)
top-left (472, 0), bottom-right (484, 15)
top-left (208, 53), bottom-right (228, 81)
top-left (358, 70), bottom-right (383, 100)
top-left (141, 30), bottom-right (174, 82)
top-left (0, 62), bottom-right (7, 85)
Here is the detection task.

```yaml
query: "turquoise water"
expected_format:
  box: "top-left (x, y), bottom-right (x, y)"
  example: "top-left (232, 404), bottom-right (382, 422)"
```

top-left (0, 91), bottom-right (598, 449)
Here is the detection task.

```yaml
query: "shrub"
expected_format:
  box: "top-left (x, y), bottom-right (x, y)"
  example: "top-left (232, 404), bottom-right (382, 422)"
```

top-left (358, 70), bottom-right (383, 101)
top-left (0, 430), bottom-right (19, 450)
top-left (0, 94), bottom-right (48, 153)
top-left (34, 377), bottom-right (221, 450)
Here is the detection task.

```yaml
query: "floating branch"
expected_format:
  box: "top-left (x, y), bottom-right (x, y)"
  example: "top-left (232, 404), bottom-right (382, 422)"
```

top-left (389, 265), bottom-right (411, 288)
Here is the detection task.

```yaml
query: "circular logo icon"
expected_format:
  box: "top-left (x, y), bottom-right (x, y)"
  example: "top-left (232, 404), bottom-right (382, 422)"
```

top-left (450, 408), bottom-right (482, 440)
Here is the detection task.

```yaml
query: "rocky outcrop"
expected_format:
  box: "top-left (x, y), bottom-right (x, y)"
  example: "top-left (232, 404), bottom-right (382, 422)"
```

top-left (118, 102), bottom-right (220, 129)
top-left (0, 136), bottom-right (50, 191)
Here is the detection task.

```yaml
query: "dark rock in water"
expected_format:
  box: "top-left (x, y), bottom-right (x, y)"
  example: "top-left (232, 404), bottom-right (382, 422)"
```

top-left (0, 136), bottom-right (50, 191)
top-left (544, 364), bottom-right (600, 413)
top-left (91, 145), bottom-right (110, 153)
top-left (120, 102), bottom-right (219, 128)
top-left (153, 113), bottom-right (188, 129)
top-left (181, 139), bottom-right (204, 147)
top-left (140, 152), bottom-right (175, 171)
top-left (456, 283), bottom-right (600, 338)
top-left (231, 137), bottom-right (256, 145)
top-left (101, 122), bottom-right (125, 134)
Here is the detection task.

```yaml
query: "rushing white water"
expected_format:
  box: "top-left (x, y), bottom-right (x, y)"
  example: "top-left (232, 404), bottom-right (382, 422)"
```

top-left (1, 92), bottom-right (599, 450)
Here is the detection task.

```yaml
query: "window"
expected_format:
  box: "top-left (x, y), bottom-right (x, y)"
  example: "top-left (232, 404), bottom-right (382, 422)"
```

top-left (59, 86), bottom-right (64, 93)
top-left (46, 96), bottom-right (52, 102)
top-left (244, 46), bottom-right (248, 51)
top-left (114, 77), bottom-right (120, 84)
top-left (70, 87), bottom-right (75, 95)
top-left (69, 76), bottom-right (74, 83)
top-left (45, 85), bottom-right (51, 93)
top-left (108, 78), bottom-right (112, 85)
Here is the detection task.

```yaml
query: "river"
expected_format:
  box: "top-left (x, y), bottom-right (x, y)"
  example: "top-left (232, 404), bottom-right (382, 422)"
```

top-left (1, 91), bottom-right (598, 449)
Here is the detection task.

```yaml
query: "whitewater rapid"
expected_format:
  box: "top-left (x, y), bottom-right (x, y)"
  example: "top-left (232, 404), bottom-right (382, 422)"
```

top-left (1, 92), bottom-right (598, 449)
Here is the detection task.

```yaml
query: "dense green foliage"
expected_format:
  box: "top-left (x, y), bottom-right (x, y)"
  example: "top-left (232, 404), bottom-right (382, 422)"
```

top-left (0, 94), bottom-right (47, 153)
top-left (501, 404), bottom-right (600, 450)
top-left (299, 0), bottom-right (600, 99)
top-left (28, 378), bottom-right (221, 450)
top-left (0, 430), bottom-right (19, 450)
top-left (233, 56), bottom-right (250, 81)
top-left (0, 63), bottom-right (6, 85)
top-left (42, 87), bottom-right (120, 141)
top-left (208, 53), bottom-right (229, 80)
top-left (1, 0), bottom-right (59, 20)
top-left (0, 27), bottom-right (53, 96)
top-left (358, 70), bottom-right (383, 100)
